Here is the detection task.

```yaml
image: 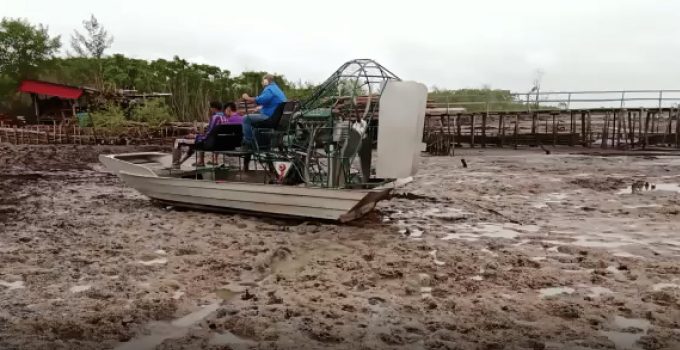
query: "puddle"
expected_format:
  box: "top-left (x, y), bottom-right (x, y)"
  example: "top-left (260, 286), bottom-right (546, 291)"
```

top-left (480, 248), bottom-right (498, 257)
top-left (172, 302), bottom-right (220, 327)
top-left (209, 331), bottom-right (255, 348)
top-left (653, 183), bottom-right (680, 193)
top-left (475, 224), bottom-right (520, 239)
top-left (530, 256), bottom-right (547, 262)
top-left (172, 291), bottom-right (185, 300)
top-left (539, 287), bottom-right (575, 298)
top-left (601, 331), bottom-right (644, 350)
top-left (429, 250), bottom-right (445, 266)
top-left (587, 286), bottom-right (613, 298)
top-left (138, 258), bottom-right (168, 266)
top-left (622, 204), bottom-right (661, 209)
top-left (154, 249), bottom-right (167, 255)
top-left (613, 251), bottom-right (644, 259)
top-left (532, 193), bottom-right (569, 208)
top-left (69, 285), bottom-right (92, 293)
top-left (571, 238), bottom-right (632, 249)
top-left (271, 244), bottom-right (351, 277)
top-left (421, 207), bottom-right (471, 221)
top-left (0, 280), bottom-right (25, 290)
top-left (652, 283), bottom-right (680, 291)
top-left (409, 228), bottom-right (424, 238)
top-left (215, 287), bottom-right (242, 301)
top-left (441, 233), bottom-right (479, 242)
top-left (617, 183), bottom-right (680, 195)
top-left (614, 316), bottom-right (650, 330)
top-left (115, 301), bottom-right (220, 350)
top-left (471, 275), bottom-right (483, 281)
top-left (602, 316), bottom-right (651, 350)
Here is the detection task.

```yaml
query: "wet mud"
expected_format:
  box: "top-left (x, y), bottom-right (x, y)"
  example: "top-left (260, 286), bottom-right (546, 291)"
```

top-left (1, 144), bottom-right (680, 349)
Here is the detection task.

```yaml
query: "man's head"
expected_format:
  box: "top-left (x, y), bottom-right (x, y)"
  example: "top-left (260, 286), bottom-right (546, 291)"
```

top-left (209, 101), bottom-right (222, 114)
top-left (224, 102), bottom-right (237, 116)
top-left (262, 74), bottom-right (275, 86)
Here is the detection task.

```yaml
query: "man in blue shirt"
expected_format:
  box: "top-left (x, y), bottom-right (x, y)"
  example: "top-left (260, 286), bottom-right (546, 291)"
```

top-left (241, 74), bottom-right (287, 146)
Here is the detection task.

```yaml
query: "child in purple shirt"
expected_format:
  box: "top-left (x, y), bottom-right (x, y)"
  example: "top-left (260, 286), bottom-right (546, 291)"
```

top-left (223, 102), bottom-right (243, 124)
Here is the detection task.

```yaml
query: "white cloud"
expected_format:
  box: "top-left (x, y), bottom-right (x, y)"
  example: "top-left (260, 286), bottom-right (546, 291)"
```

top-left (4, 0), bottom-right (680, 91)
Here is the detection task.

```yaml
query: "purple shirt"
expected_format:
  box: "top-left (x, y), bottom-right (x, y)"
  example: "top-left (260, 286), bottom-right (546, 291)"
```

top-left (225, 112), bottom-right (243, 125)
top-left (196, 112), bottom-right (229, 142)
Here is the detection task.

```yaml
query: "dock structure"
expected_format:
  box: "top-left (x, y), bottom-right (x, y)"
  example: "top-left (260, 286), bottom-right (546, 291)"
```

top-left (424, 89), bottom-right (680, 155)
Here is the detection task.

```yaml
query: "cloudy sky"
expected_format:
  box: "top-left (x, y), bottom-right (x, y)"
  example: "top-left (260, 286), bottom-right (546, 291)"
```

top-left (4, 0), bottom-right (680, 92)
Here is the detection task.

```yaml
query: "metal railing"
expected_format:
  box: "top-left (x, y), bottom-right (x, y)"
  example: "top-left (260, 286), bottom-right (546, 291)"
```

top-left (428, 89), bottom-right (680, 112)
top-left (513, 90), bottom-right (680, 109)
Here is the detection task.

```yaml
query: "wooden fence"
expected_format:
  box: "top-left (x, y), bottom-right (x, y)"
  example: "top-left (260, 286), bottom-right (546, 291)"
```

top-left (0, 123), bottom-right (191, 146)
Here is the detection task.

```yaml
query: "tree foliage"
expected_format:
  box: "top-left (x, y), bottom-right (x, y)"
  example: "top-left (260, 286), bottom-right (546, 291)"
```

top-left (70, 14), bottom-right (113, 59)
top-left (429, 88), bottom-right (527, 112)
top-left (0, 17), bottom-right (61, 81)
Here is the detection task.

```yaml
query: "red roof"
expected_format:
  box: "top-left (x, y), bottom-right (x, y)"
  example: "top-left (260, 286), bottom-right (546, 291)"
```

top-left (18, 80), bottom-right (83, 99)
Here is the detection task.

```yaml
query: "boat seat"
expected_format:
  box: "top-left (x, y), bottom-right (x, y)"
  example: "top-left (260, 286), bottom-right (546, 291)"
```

top-left (196, 124), bottom-right (243, 152)
top-left (253, 101), bottom-right (300, 151)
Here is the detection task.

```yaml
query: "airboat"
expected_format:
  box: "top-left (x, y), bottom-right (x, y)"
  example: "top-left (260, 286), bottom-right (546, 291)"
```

top-left (99, 59), bottom-right (427, 221)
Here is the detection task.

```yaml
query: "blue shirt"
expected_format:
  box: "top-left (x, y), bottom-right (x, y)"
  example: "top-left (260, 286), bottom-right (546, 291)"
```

top-left (255, 82), bottom-right (287, 117)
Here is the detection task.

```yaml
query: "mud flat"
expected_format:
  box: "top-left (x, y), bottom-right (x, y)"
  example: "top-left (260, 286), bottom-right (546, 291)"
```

top-left (1, 144), bottom-right (680, 350)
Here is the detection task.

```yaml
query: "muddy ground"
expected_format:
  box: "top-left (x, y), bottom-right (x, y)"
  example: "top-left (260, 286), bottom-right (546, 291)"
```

top-left (1, 143), bottom-right (679, 350)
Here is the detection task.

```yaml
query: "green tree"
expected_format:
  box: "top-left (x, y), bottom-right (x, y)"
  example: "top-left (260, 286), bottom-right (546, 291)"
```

top-left (0, 17), bottom-right (61, 81)
top-left (70, 14), bottom-right (113, 59)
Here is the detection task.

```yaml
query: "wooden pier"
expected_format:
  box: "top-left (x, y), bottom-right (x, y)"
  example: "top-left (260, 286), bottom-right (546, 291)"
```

top-left (424, 107), bottom-right (680, 155)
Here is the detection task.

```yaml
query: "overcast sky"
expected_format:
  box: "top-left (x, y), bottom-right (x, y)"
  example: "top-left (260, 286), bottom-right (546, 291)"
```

top-left (4, 0), bottom-right (680, 92)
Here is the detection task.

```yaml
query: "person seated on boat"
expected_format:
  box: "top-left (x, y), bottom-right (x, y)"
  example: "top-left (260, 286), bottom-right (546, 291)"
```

top-left (172, 101), bottom-right (228, 168)
top-left (240, 74), bottom-right (287, 149)
top-left (223, 102), bottom-right (244, 125)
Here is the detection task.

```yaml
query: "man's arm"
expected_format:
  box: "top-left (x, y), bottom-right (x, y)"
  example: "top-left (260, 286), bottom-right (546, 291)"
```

top-left (242, 86), bottom-right (275, 105)
top-left (254, 87), bottom-right (274, 105)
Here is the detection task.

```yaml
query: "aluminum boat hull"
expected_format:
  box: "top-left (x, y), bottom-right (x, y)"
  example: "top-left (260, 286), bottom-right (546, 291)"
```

top-left (99, 152), bottom-right (393, 222)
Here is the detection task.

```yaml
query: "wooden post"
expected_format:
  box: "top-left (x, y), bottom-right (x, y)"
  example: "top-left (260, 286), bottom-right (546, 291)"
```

top-left (569, 111), bottom-right (576, 147)
top-left (643, 109), bottom-right (650, 149)
top-left (612, 110), bottom-right (617, 148)
top-left (676, 107), bottom-right (680, 149)
top-left (581, 111), bottom-right (586, 146)
top-left (586, 111), bottom-right (593, 148)
top-left (470, 114), bottom-right (476, 148)
top-left (601, 112), bottom-right (609, 149)
top-left (447, 114), bottom-right (453, 156)
top-left (498, 113), bottom-right (505, 148)
top-left (631, 111), bottom-right (636, 148)
top-left (552, 113), bottom-right (557, 147)
top-left (531, 111), bottom-right (537, 134)
top-left (481, 112), bottom-right (487, 148)
top-left (616, 110), bottom-right (623, 147)
top-left (456, 113), bottom-right (462, 145)
top-left (638, 109), bottom-right (644, 147)
top-left (514, 114), bottom-right (519, 149)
